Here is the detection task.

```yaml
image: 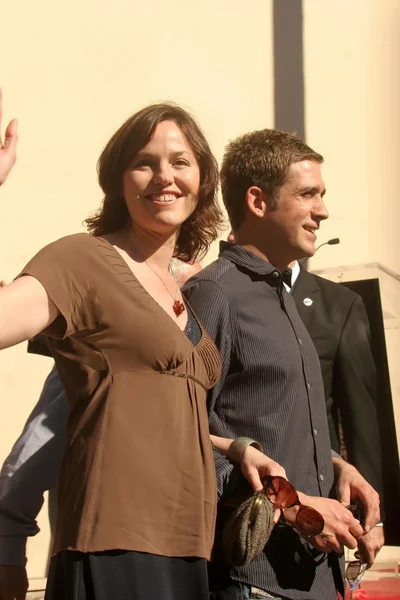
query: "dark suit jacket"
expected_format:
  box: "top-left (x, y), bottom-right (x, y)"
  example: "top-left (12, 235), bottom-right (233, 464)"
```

top-left (292, 267), bottom-right (384, 500)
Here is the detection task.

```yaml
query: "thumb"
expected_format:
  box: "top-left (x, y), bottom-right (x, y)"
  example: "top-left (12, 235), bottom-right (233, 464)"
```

top-left (0, 280), bottom-right (7, 287)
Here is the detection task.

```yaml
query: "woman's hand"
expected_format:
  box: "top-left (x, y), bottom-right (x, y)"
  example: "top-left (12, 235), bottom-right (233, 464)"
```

top-left (0, 89), bottom-right (18, 186)
top-left (240, 445), bottom-right (287, 492)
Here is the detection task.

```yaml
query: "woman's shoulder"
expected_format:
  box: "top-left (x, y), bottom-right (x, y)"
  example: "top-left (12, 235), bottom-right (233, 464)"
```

top-left (25, 233), bottom-right (107, 274)
top-left (42, 232), bottom-right (105, 258)
top-left (49, 232), bottom-right (97, 249)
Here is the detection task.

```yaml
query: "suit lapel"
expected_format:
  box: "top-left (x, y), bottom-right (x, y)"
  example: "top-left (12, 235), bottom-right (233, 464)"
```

top-left (291, 268), bottom-right (320, 328)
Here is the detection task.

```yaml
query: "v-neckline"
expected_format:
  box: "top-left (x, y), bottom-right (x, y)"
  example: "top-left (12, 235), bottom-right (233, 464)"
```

top-left (96, 235), bottom-right (203, 347)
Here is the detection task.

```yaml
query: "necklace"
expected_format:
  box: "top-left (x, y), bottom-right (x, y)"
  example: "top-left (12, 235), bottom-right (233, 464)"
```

top-left (144, 258), bottom-right (185, 317)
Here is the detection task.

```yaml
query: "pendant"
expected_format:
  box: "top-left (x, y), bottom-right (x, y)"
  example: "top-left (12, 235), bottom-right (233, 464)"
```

top-left (173, 299), bottom-right (185, 317)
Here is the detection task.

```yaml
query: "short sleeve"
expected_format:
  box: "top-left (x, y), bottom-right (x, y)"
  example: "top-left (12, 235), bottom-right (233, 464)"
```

top-left (16, 233), bottom-right (93, 339)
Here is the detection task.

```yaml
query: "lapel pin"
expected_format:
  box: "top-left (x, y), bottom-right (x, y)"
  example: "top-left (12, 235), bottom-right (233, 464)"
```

top-left (303, 297), bottom-right (313, 307)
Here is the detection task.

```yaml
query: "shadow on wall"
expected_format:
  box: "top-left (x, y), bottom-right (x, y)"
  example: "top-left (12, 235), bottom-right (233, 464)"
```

top-left (273, 0), bottom-right (305, 139)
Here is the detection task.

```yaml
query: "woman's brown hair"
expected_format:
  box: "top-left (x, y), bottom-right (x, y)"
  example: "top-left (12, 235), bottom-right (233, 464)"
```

top-left (85, 103), bottom-right (223, 262)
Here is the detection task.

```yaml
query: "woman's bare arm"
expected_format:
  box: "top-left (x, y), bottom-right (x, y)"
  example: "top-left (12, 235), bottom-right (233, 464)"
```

top-left (0, 277), bottom-right (59, 349)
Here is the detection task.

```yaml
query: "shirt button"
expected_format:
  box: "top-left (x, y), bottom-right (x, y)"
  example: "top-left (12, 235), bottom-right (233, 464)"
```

top-left (298, 338), bottom-right (303, 345)
top-left (313, 428), bottom-right (318, 436)
top-left (319, 473), bottom-right (324, 481)
top-left (307, 383), bottom-right (311, 390)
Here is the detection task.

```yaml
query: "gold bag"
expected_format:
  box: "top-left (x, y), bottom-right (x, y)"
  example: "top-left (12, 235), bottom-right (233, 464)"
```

top-left (221, 491), bottom-right (275, 567)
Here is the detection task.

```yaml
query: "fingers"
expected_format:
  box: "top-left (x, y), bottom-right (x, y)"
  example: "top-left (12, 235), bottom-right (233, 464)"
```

top-left (300, 496), bottom-right (364, 554)
top-left (272, 508), bottom-right (281, 525)
top-left (0, 88), bottom-right (18, 186)
top-left (333, 459), bottom-right (381, 533)
top-left (357, 541), bottom-right (374, 569)
top-left (3, 119), bottom-right (18, 152)
top-left (0, 87), bottom-right (3, 144)
top-left (240, 447), bottom-right (287, 492)
top-left (244, 466), bottom-right (263, 493)
top-left (357, 527), bottom-right (385, 568)
top-left (362, 492), bottom-right (381, 533)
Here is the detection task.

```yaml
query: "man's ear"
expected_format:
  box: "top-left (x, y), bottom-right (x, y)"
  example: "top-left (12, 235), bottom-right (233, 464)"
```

top-left (245, 186), bottom-right (268, 219)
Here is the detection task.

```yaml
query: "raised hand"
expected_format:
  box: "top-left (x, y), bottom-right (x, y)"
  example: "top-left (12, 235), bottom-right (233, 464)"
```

top-left (0, 89), bottom-right (18, 186)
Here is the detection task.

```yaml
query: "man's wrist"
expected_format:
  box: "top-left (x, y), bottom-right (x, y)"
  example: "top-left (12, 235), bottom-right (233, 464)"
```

top-left (0, 536), bottom-right (27, 567)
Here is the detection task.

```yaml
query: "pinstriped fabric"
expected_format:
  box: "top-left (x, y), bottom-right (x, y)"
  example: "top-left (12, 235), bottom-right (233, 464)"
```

top-left (183, 242), bottom-right (344, 600)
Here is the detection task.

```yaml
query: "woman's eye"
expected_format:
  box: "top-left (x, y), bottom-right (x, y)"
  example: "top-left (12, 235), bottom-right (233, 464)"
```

top-left (133, 160), bottom-right (151, 169)
top-left (174, 159), bottom-right (189, 167)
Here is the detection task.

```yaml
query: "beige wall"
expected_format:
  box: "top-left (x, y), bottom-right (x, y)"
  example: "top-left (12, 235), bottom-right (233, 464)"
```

top-left (1, 0), bottom-right (400, 585)
top-left (304, 0), bottom-right (400, 274)
top-left (0, 0), bottom-right (275, 582)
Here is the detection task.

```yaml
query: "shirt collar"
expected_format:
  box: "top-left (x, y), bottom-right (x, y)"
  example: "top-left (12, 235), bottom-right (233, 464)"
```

top-left (283, 260), bottom-right (300, 292)
top-left (219, 241), bottom-right (292, 289)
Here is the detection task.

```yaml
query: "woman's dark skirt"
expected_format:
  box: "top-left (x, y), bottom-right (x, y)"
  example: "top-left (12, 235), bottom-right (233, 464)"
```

top-left (45, 550), bottom-right (209, 600)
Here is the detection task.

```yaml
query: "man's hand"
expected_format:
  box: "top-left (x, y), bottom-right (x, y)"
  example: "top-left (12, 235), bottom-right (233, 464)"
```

top-left (293, 493), bottom-right (364, 554)
top-left (332, 457), bottom-right (381, 533)
top-left (0, 565), bottom-right (28, 600)
top-left (358, 526), bottom-right (385, 568)
top-left (0, 89), bottom-right (18, 186)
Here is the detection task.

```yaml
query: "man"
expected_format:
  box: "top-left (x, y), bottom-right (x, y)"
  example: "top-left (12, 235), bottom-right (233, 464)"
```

top-left (291, 263), bottom-right (384, 502)
top-left (290, 263), bottom-right (385, 567)
top-left (183, 128), bottom-right (381, 600)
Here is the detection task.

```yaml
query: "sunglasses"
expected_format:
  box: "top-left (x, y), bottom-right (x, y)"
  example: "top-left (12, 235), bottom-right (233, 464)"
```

top-left (346, 559), bottom-right (367, 592)
top-left (345, 506), bottom-right (367, 592)
top-left (347, 503), bottom-right (365, 528)
top-left (249, 476), bottom-right (325, 538)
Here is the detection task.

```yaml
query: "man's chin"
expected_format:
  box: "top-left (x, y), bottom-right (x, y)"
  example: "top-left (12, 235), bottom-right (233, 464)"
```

top-left (294, 244), bottom-right (315, 261)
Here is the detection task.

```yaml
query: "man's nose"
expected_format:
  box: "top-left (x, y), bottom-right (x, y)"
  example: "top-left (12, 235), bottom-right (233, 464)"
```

top-left (314, 196), bottom-right (329, 221)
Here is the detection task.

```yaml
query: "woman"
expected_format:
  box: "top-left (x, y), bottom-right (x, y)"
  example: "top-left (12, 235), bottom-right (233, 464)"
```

top-left (0, 98), bottom-right (278, 600)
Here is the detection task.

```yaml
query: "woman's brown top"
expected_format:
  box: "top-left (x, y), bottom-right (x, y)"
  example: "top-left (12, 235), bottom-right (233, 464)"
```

top-left (19, 233), bottom-right (221, 559)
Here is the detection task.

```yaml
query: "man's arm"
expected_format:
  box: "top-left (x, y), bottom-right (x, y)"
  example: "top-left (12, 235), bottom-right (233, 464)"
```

top-left (333, 295), bottom-right (383, 498)
top-left (333, 295), bottom-right (385, 564)
top-left (0, 366), bottom-right (68, 565)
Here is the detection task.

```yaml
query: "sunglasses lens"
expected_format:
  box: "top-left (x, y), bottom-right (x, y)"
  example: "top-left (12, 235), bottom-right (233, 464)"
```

top-left (346, 561), bottom-right (361, 581)
top-left (296, 505), bottom-right (325, 537)
top-left (264, 476), bottom-right (298, 508)
top-left (347, 504), bottom-right (361, 521)
top-left (346, 560), bottom-right (367, 591)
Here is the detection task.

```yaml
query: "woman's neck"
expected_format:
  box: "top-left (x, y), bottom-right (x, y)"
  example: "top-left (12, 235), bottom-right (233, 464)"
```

top-left (112, 224), bottom-right (178, 270)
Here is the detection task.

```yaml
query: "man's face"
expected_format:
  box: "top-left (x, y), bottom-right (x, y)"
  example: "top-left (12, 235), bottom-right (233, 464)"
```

top-left (265, 160), bottom-right (328, 262)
